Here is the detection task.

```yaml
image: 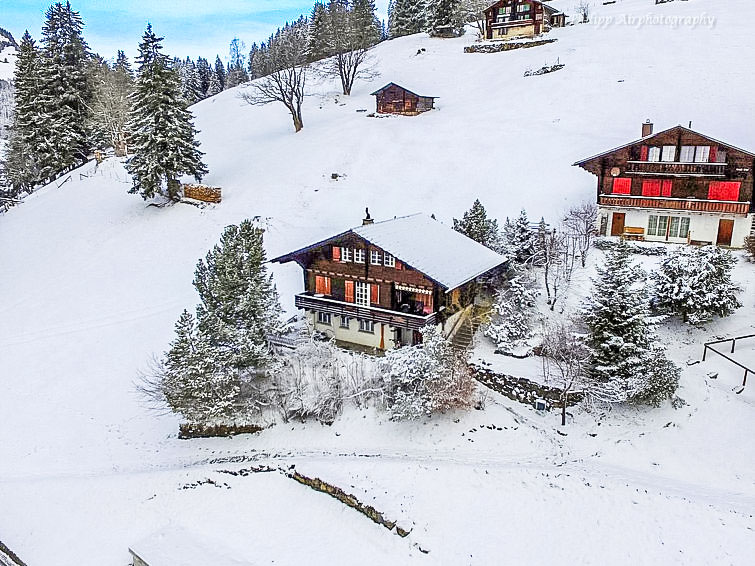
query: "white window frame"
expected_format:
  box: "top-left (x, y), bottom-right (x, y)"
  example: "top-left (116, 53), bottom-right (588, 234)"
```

top-left (358, 319), bottom-right (375, 333)
top-left (680, 146), bottom-right (695, 163)
top-left (383, 253), bottom-right (395, 268)
top-left (370, 250), bottom-right (381, 265)
top-left (695, 146), bottom-right (710, 163)
top-left (647, 215), bottom-right (659, 237)
top-left (647, 147), bottom-right (661, 162)
top-left (340, 247), bottom-right (352, 262)
top-left (353, 248), bottom-right (365, 264)
top-left (339, 316), bottom-right (350, 329)
top-left (661, 145), bottom-right (676, 162)
top-left (317, 312), bottom-right (332, 325)
top-left (355, 281), bottom-right (369, 306)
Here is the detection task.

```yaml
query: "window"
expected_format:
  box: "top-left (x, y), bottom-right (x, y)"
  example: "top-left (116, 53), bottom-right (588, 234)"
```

top-left (668, 217), bottom-right (682, 239)
top-left (339, 316), bottom-right (350, 329)
top-left (648, 215), bottom-right (689, 239)
top-left (518, 3), bottom-right (530, 12)
top-left (355, 281), bottom-right (369, 306)
top-left (353, 248), bottom-right (365, 263)
top-left (332, 246), bottom-right (341, 261)
top-left (383, 253), bottom-right (395, 267)
top-left (695, 146), bottom-right (710, 163)
top-left (661, 145), bottom-right (676, 162)
top-left (315, 275), bottom-right (331, 295)
top-left (345, 280), bottom-right (355, 303)
top-left (370, 250), bottom-right (381, 265)
top-left (716, 150), bottom-right (727, 163)
top-left (647, 215), bottom-right (659, 237)
top-left (648, 147), bottom-right (661, 162)
top-left (679, 217), bottom-right (690, 239)
top-left (341, 247), bottom-right (352, 262)
top-left (358, 319), bottom-right (375, 333)
top-left (317, 312), bottom-right (331, 325)
top-left (680, 146), bottom-right (695, 163)
top-left (612, 178), bottom-right (632, 194)
top-left (708, 181), bottom-right (740, 201)
top-left (657, 215), bottom-right (669, 237)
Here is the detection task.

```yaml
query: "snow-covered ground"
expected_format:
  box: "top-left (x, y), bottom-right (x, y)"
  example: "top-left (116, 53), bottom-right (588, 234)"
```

top-left (0, 45), bottom-right (16, 82)
top-left (1, 0), bottom-right (754, 563)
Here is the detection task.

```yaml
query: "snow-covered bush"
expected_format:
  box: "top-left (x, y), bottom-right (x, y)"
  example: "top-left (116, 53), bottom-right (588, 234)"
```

top-left (504, 210), bottom-right (536, 264)
top-left (651, 246), bottom-right (741, 324)
top-left (484, 270), bottom-right (537, 353)
top-left (594, 238), bottom-right (667, 256)
top-left (381, 326), bottom-right (476, 421)
top-left (584, 241), bottom-right (679, 406)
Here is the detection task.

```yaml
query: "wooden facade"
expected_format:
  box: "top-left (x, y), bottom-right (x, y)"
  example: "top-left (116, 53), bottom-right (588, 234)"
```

top-left (371, 83), bottom-right (436, 116)
top-left (483, 1), bottom-right (565, 41)
top-left (575, 123), bottom-right (755, 246)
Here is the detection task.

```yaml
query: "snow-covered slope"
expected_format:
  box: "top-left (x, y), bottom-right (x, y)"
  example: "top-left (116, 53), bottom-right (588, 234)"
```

top-left (0, 0), bottom-right (754, 564)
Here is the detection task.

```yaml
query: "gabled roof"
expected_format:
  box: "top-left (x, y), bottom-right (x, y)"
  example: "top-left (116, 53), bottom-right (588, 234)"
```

top-left (271, 214), bottom-right (507, 291)
top-left (370, 82), bottom-right (437, 99)
top-left (573, 124), bottom-right (755, 167)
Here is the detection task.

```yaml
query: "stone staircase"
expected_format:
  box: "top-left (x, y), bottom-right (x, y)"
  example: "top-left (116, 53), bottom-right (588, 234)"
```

top-left (449, 306), bottom-right (488, 352)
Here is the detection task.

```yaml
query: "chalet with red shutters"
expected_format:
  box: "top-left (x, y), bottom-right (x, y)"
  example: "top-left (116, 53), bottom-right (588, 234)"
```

top-left (370, 83), bottom-right (436, 116)
top-left (574, 122), bottom-right (755, 247)
top-left (271, 212), bottom-right (507, 352)
top-left (483, 1), bottom-right (566, 41)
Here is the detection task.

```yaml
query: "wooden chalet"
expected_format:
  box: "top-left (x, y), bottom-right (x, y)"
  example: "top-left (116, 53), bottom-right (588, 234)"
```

top-left (484, 1), bottom-right (566, 41)
top-left (370, 83), bottom-right (437, 116)
top-left (271, 212), bottom-right (507, 351)
top-left (574, 122), bottom-right (755, 247)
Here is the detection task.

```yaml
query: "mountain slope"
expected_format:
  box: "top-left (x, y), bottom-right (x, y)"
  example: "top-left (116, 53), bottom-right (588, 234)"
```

top-left (0, 0), bottom-right (754, 564)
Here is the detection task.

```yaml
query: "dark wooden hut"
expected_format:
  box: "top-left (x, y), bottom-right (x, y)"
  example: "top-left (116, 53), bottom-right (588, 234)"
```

top-left (370, 83), bottom-right (437, 116)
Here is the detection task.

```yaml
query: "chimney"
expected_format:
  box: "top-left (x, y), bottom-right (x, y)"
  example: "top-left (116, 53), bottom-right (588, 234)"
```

top-left (642, 119), bottom-right (653, 137)
top-left (362, 207), bottom-right (374, 225)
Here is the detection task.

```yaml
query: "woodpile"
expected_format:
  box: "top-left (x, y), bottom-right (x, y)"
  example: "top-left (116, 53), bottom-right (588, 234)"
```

top-left (183, 183), bottom-right (222, 203)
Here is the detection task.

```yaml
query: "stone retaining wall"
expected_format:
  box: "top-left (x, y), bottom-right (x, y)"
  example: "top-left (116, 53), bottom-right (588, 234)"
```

top-left (472, 364), bottom-right (584, 409)
top-left (464, 38), bottom-right (557, 54)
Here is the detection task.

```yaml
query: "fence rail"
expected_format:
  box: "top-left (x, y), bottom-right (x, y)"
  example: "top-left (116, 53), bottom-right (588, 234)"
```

top-left (702, 334), bottom-right (755, 392)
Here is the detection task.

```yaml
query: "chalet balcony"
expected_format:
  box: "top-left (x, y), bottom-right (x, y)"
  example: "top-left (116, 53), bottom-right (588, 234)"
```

top-left (295, 293), bottom-right (438, 331)
top-left (490, 16), bottom-right (534, 27)
top-left (599, 195), bottom-right (750, 215)
top-left (625, 161), bottom-right (727, 177)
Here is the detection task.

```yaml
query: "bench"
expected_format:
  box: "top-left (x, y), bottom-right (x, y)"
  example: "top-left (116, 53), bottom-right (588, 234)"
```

top-left (621, 227), bottom-right (645, 241)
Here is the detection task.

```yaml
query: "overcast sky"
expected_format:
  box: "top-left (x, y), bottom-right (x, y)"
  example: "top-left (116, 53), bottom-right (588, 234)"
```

top-left (2, 0), bottom-right (390, 63)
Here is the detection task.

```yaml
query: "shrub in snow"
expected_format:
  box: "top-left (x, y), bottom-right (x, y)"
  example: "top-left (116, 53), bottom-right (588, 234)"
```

top-left (583, 241), bottom-right (679, 406)
top-left (381, 326), bottom-right (475, 421)
top-left (504, 210), bottom-right (536, 264)
top-left (594, 238), bottom-right (667, 256)
top-left (651, 246), bottom-right (741, 324)
top-left (150, 220), bottom-right (284, 425)
top-left (484, 270), bottom-right (537, 353)
top-left (453, 199), bottom-right (505, 253)
top-left (743, 236), bottom-right (755, 262)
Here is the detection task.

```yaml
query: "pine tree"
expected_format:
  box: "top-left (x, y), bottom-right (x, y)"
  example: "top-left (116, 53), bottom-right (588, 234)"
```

top-left (427, 0), bottom-right (464, 37)
top-left (506, 210), bottom-right (536, 263)
top-left (247, 44), bottom-right (260, 79)
top-left (351, 0), bottom-right (382, 46)
top-left (453, 199), bottom-right (503, 252)
top-left (484, 270), bottom-right (536, 353)
top-left (389, 0), bottom-right (427, 37)
top-left (207, 70), bottom-right (222, 96)
top-left (652, 246), bottom-right (741, 324)
top-left (36, 1), bottom-right (92, 181)
top-left (309, 2), bottom-right (331, 62)
top-left (179, 56), bottom-right (202, 104)
top-left (584, 242), bottom-right (679, 405)
top-left (125, 24), bottom-right (208, 200)
top-left (195, 56), bottom-right (211, 97)
top-left (3, 31), bottom-right (43, 195)
top-left (214, 54), bottom-right (226, 90)
top-left (115, 49), bottom-right (132, 77)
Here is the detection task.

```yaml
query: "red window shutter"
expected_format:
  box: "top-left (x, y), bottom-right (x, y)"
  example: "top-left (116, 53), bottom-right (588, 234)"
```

top-left (709, 147), bottom-right (717, 163)
top-left (370, 284), bottom-right (379, 305)
top-left (641, 180), bottom-right (661, 197)
top-left (640, 145), bottom-right (649, 161)
top-left (708, 181), bottom-right (739, 201)
top-left (612, 178), bottom-right (632, 195)
top-left (332, 246), bottom-right (341, 261)
top-left (345, 280), bottom-right (354, 303)
top-left (661, 180), bottom-right (672, 197)
top-left (395, 261), bottom-right (403, 270)
top-left (315, 276), bottom-right (331, 294)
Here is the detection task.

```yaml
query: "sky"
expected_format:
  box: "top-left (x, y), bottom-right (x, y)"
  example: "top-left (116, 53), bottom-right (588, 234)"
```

top-left (1, 0), bottom-right (390, 63)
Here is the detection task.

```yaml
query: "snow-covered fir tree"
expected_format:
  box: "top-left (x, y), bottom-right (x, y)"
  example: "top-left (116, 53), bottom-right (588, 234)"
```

top-left (381, 326), bottom-right (475, 420)
top-left (351, 0), bottom-right (382, 46)
top-left (207, 70), bottom-right (222, 96)
top-left (484, 269), bottom-right (537, 353)
top-left (161, 220), bottom-right (284, 424)
top-left (583, 241), bottom-right (679, 406)
top-left (427, 0), bottom-right (465, 37)
top-left (87, 51), bottom-right (133, 155)
top-left (3, 31), bottom-right (43, 195)
top-left (453, 199), bottom-right (504, 252)
top-left (126, 24), bottom-right (208, 200)
top-left (389, 0), bottom-right (427, 37)
top-left (652, 245), bottom-right (741, 324)
top-left (36, 1), bottom-right (92, 182)
top-left (309, 2), bottom-right (332, 61)
top-left (179, 56), bottom-right (202, 104)
top-left (195, 56), bottom-right (212, 97)
top-left (505, 209), bottom-right (536, 264)
top-left (214, 54), bottom-right (226, 90)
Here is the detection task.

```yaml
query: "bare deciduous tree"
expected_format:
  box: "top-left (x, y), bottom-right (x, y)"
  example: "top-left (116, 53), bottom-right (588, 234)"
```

top-left (541, 321), bottom-right (590, 425)
top-left (461, 0), bottom-right (491, 38)
top-left (576, 1), bottom-right (591, 23)
top-left (241, 19), bottom-right (309, 132)
top-left (563, 202), bottom-right (598, 267)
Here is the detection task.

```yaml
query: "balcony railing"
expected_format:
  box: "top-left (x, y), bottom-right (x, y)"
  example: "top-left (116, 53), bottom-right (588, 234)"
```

top-left (625, 161), bottom-right (727, 177)
top-left (599, 195), bottom-right (750, 215)
top-left (295, 293), bottom-right (438, 330)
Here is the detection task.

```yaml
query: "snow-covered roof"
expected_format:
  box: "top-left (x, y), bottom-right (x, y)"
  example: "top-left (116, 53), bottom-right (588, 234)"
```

top-left (369, 82), bottom-right (437, 99)
top-left (129, 527), bottom-right (253, 566)
top-left (272, 213), bottom-right (507, 291)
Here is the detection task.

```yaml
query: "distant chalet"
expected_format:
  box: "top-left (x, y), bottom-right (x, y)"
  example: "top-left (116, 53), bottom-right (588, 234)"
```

top-left (483, 0), bottom-right (566, 41)
top-left (574, 122), bottom-right (755, 247)
top-left (370, 83), bottom-right (437, 116)
top-left (271, 213), bottom-right (507, 351)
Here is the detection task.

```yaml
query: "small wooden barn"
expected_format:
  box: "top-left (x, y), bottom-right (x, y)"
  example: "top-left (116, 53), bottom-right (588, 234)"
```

top-left (370, 83), bottom-right (437, 116)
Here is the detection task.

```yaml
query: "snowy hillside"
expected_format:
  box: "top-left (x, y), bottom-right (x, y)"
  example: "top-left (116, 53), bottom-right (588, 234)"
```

top-left (1, 0), bottom-right (754, 564)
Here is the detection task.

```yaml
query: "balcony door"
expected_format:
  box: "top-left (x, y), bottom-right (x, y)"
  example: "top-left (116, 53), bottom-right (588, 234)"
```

top-left (716, 219), bottom-right (734, 246)
top-left (610, 213), bottom-right (625, 237)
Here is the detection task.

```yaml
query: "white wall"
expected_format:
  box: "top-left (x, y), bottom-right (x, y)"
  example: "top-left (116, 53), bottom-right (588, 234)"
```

top-left (309, 311), bottom-right (397, 350)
